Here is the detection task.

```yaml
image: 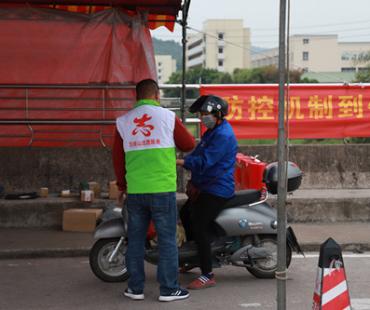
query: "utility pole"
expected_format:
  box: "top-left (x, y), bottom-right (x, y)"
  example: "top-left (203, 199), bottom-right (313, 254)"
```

top-left (180, 18), bottom-right (187, 123)
top-left (277, 0), bottom-right (288, 309)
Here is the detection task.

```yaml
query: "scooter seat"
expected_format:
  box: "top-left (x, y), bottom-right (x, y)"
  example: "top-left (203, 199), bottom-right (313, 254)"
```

top-left (224, 190), bottom-right (261, 208)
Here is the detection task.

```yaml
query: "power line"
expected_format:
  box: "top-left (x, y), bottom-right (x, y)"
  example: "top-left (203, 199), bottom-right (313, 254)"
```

top-left (186, 26), bottom-right (360, 83)
top-left (154, 29), bottom-right (370, 49)
top-left (179, 19), bottom-right (370, 34)
top-left (252, 26), bottom-right (370, 39)
top-left (191, 25), bottom-right (370, 39)
top-left (252, 33), bottom-right (370, 44)
top-left (153, 23), bottom-right (370, 41)
top-left (252, 18), bottom-right (370, 32)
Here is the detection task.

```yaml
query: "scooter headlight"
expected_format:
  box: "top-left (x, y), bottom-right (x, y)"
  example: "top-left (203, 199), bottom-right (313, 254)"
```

top-left (271, 220), bottom-right (278, 229)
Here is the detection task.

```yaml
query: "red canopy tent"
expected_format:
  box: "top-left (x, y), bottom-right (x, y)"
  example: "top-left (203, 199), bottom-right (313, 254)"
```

top-left (0, 0), bottom-right (190, 147)
top-left (0, 0), bottom-right (182, 31)
top-left (0, 0), bottom-right (182, 14)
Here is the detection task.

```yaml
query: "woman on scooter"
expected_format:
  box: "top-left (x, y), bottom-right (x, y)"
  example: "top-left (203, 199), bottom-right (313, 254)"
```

top-left (176, 95), bottom-right (237, 289)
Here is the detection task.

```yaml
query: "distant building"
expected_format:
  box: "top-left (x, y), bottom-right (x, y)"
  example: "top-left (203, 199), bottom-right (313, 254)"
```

top-left (186, 19), bottom-right (251, 73)
top-left (252, 34), bottom-right (370, 74)
top-left (339, 41), bottom-right (370, 73)
top-left (155, 55), bottom-right (177, 84)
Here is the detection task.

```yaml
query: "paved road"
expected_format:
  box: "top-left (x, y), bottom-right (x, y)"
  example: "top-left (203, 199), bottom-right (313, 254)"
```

top-left (1, 254), bottom-right (370, 310)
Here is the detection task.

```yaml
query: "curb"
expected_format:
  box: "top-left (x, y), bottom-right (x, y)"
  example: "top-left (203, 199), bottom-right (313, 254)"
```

top-left (0, 247), bottom-right (90, 259)
top-left (1, 243), bottom-right (369, 260)
top-left (300, 243), bottom-right (370, 253)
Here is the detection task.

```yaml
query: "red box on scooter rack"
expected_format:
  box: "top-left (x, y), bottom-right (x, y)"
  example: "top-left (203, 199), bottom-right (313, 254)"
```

top-left (235, 153), bottom-right (266, 190)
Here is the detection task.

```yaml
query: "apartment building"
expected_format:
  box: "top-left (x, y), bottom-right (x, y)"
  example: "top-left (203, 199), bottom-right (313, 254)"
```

top-left (187, 19), bottom-right (251, 73)
top-left (252, 34), bottom-right (370, 73)
top-left (155, 55), bottom-right (177, 84)
top-left (339, 42), bottom-right (370, 72)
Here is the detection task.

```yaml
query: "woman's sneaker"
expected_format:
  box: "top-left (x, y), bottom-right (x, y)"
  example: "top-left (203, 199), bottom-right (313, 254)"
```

top-left (123, 288), bottom-right (144, 300)
top-left (158, 288), bottom-right (190, 302)
top-left (187, 274), bottom-right (216, 290)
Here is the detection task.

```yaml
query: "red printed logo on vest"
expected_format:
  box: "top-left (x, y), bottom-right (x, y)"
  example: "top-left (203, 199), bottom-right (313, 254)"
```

top-left (132, 114), bottom-right (155, 137)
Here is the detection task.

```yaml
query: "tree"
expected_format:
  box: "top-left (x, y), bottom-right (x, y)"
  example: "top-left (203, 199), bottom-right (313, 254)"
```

top-left (353, 51), bottom-right (370, 82)
top-left (354, 66), bottom-right (370, 83)
top-left (232, 66), bottom-right (317, 84)
top-left (351, 52), bottom-right (370, 142)
top-left (153, 38), bottom-right (182, 70)
top-left (163, 65), bottom-right (317, 97)
top-left (163, 67), bottom-right (232, 97)
top-left (354, 51), bottom-right (370, 65)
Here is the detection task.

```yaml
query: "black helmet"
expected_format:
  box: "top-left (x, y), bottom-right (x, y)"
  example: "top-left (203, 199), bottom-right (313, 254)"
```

top-left (189, 95), bottom-right (228, 118)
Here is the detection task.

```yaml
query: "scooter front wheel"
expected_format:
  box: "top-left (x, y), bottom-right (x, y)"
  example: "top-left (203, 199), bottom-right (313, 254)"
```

top-left (89, 238), bottom-right (129, 282)
top-left (245, 235), bottom-right (292, 279)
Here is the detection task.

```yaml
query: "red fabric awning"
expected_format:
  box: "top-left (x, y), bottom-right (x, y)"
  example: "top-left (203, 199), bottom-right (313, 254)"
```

top-left (0, 0), bottom-right (182, 15)
top-left (0, 1), bottom-right (180, 31)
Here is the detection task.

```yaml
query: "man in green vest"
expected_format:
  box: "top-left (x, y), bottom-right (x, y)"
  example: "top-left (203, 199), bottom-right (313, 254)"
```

top-left (112, 79), bottom-right (195, 302)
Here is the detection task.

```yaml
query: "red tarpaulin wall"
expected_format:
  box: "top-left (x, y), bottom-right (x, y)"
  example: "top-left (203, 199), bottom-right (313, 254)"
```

top-left (0, 6), bottom-right (157, 147)
top-left (201, 84), bottom-right (370, 139)
top-left (0, 7), bottom-right (156, 84)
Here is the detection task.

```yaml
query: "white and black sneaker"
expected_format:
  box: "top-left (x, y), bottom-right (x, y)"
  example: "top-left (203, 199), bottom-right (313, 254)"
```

top-left (123, 288), bottom-right (144, 300)
top-left (159, 288), bottom-right (190, 302)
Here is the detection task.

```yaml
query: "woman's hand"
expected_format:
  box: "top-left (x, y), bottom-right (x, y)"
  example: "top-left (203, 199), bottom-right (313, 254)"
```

top-left (176, 159), bottom-right (185, 166)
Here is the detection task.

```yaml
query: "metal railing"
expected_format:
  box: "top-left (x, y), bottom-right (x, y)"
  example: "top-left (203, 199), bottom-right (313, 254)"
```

top-left (0, 84), bottom-right (200, 147)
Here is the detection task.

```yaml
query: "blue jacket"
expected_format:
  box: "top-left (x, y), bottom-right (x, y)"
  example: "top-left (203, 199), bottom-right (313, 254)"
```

top-left (184, 120), bottom-right (237, 199)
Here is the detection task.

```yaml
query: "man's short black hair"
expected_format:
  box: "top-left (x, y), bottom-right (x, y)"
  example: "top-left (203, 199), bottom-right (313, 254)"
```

top-left (136, 79), bottom-right (159, 100)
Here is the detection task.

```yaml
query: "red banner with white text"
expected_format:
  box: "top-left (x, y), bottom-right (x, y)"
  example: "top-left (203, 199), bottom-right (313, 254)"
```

top-left (200, 84), bottom-right (370, 139)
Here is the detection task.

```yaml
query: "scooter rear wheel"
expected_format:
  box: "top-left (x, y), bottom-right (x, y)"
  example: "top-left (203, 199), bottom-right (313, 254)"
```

top-left (245, 235), bottom-right (292, 279)
top-left (89, 238), bottom-right (129, 282)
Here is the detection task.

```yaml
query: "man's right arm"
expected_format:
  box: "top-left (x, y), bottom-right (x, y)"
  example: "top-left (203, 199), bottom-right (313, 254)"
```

top-left (112, 128), bottom-right (127, 192)
top-left (174, 116), bottom-right (195, 152)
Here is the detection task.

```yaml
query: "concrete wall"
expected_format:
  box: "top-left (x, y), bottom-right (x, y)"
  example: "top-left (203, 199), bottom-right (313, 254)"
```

top-left (0, 148), bottom-right (115, 193)
top-left (238, 144), bottom-right (370, 189)
top-left (1, 144), bottom-right (370, 193)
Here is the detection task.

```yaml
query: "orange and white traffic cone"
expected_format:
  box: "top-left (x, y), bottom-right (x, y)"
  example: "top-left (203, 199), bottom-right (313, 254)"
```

top-left (312, 238), bottom-right (351, 310)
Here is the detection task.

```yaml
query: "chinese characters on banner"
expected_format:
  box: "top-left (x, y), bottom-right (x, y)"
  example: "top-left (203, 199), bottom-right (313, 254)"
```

top-left (200, 84), bottom-right (370, 139)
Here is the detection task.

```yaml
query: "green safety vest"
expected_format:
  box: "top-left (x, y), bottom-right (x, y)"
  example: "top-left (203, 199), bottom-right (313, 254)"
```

top-left (116, 99), bottom-right (177, 193)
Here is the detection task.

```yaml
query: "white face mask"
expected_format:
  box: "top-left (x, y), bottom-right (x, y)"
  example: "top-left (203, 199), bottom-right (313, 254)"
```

top-left (201, 114), bottom-right (217, 129)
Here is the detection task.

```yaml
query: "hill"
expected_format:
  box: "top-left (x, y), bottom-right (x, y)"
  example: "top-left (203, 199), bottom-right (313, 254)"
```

top-left (152, 37), bottom-right (269, 70)
top-left (153, 37), bottom-right (182, 70)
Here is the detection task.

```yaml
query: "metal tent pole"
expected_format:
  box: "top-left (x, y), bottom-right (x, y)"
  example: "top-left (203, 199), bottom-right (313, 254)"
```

top-left (178, 0), bottom-right (191, 192)
top-left (180, 0), bottom-right (190, 122)
top-left (277, 0), bottom-right (288, 309)
top-left (180, 19), bottom-right (187, 122)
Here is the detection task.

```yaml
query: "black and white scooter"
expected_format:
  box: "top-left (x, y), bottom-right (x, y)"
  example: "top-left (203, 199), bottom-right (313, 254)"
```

top-left (89, 161), bottom-right (303, 282)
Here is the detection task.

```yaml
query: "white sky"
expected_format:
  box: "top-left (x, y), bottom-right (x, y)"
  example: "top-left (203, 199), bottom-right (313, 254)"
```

top-left (151, 0), bottom-right (370, 48)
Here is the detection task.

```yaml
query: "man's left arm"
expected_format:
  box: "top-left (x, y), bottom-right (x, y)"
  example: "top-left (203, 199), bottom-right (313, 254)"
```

top-left (174, 116), bottom-right (195, 152)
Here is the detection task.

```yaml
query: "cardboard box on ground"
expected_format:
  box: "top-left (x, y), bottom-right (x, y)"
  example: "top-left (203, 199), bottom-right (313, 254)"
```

top-left (109, 181), bottom-right (120, 200)
top-left (63, 209), bottom-right (103, 232)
